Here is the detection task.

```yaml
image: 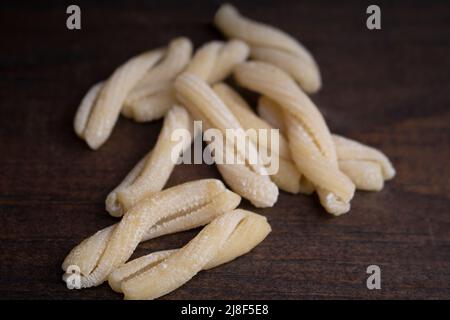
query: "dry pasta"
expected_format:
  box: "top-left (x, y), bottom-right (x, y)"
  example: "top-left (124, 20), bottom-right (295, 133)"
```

top-left (62, 179), bottom-right (241, 288)
top-left (186, 39), bottom-right (249, 84)
top-left (122, 37), bottom-right (192, 122)
top-left (234, 61), bottom-right (355, 215)
top-left (213, 83), bottom-right (314, 194)
top-left (214, 3), bottom-right (321, 93)
top-left (74, 49), bottom-right (164, 149)
top-left (257, 95), bottom-right (395, 191)
top-left (105, 105), bottom-right (194, 217)
top-left (109, 209), bottom-right (271, 300)
top-left (175, 72), bottom-right (279, 207)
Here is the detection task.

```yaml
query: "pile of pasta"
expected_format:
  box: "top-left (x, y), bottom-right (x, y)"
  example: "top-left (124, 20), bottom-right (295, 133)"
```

top-left (65, 4), bottom-right (395, 299)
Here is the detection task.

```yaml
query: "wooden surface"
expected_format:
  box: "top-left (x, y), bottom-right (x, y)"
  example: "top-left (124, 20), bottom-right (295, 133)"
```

top-left (1, 0), bottom-right (449, 300)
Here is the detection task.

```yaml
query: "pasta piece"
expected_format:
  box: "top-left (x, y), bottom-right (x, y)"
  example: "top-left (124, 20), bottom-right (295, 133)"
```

top-left (105, 106), bottom-right (193, 217)
top-left (73, 82), bottom-right (103, 137)
top-left (213, 83), bottom-right (304, 194)
top-left (257, 96), bottom-right (286, 134)
top-left (185, 40), bottom-right (249, 84)
top-left (62, 179), bottom-right (241, 288)
top-left (175, 73), bottom-right (278, 207)
top-left (185, 41), bottom-right (223, 80)
top-left (109, 209), bottom-right (271, 300)
top-left (214, 3), bottom-right (321, 93)
top-left (213, 83), bottom-right (289, 158)
top-left (76, 49), bottom-right (165, 149)
top-left (338, 160), bottom-right (384, 191)
top-left (123, 85), bottom-right (176, 123)
top-left (334, 135), bottom-right (395, 191)
top-left (234, 61), bottom-right (354, 215)
top-left (123, 37), bottom-right (192, 120)
top-left (257, 97), bottom-right (395, 191)
top-left (333, 135), bottom-right (396, 180)
top-left (207, 40), bottom-right (250, 84)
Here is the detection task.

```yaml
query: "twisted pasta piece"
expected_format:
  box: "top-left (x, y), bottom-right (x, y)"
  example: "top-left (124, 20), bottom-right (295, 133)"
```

top-left (333, 135), bottom-right (396, 191)
top-left (185, 39), bottom-right (249, 84)
top-left (62, 179), bottom-right (241, 288)
top-left (174, 73), bottom-right (279, 207)
top-left (108, 209), bottom-right (271, 300)
top-left (74, 49), bottom-right (164, 149)
top-left (105, 105), bottom-right (194, 217)
top-left (257, 96), bottom-right (396, 191)
top-left (257, 96), bottom-right (287, 133)
top-left (123, 37), bottom-right (192, 122)
top-left (214, 3), bottom-right (321, 93)
top-left (213, 83), bottom-right (314, 194)
top-left (234, 61), bottom-right (355, 215)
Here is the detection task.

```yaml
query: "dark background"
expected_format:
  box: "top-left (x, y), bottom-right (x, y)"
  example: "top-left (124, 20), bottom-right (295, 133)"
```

top-left (0, 0), bottom-right (449, 299)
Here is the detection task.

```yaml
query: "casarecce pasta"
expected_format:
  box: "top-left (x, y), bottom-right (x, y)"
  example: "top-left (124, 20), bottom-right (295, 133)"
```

top-left (122, 37), bottom-right (192, 122)
top-left (108, 209), bottom-right (271, 300)
top-left (185, 39), bottom-right (249, 84)
top-left (213, 83), bottom-right (314, 194)
top-left (64, 2), bottom-right (398, 300)
top-left (174, 72), bottom-right (279, 207)
top-left (257, 95), bottom-right (396, 191)
top-left (74, 49), bottom-right (164, 149)
top-left (105, 105), bottom-right (194, 217)
top-left (74, 38), bottom-right (192, 148)
top-left (214, 3), bottom-right (321, 94)
top-left (62, 179), bottom-right (241, 288)
top-left (234, 61), bottom-right (355, 215)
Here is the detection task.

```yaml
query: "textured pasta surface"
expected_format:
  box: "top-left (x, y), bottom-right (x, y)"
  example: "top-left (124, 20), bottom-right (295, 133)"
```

top-left (109, 210), bottom-right (271, 300)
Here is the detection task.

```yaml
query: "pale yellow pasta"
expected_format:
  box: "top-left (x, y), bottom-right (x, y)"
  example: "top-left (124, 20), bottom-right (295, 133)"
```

top-left (257, 96), bottom-right (395, 191)
top-left (338, 160), bottom-right (384, 191)
top-left (105, 106), bottom-right (193, 217)
top-left (214, 3), bottom-right (321, 93)
top-left (73, 82), bottom-right (103, 137)
top-left (175, 73), bottom-right (278, 207)
top-left (234, 61), bottom-right (354, 215)
top-left (213, 83), bottom-right (289, 158)
top-left (185, 40), bottom-right (249, 84)
top-left (110, 210), bottom-right (271, 300)
top-left (207, 40), bottom-right (250, 83)
top-left (185, 41), bottom-right (223, 79)
top-left (122, 37), bottom-right (192, 120)
top-left (213, 83), bottom-right (307, 194)
top-left (333, 135), bottom-right (396, 180)
top-left (76, 49), bottom-right (164, 149)
top-left (122, 86), bottom-right (176, 123)
top-left (62, 179), bottom-right (241, 288)
top-left (257, 96), bottom-right (287, 133)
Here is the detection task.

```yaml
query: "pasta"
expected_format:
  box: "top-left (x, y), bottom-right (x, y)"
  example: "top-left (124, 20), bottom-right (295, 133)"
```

top-left (234, 61), bottom-right (355, 215)
top-left (213, 83), bottom-right (314, 194)
top-left (74, 49), bottom-right (164, 149)
top-left (174, 73), bottom-right (279, 207)
top-left (105, 105), bottom-right (194, 217)
top-left (214, 3), bottom-right (321, 93)
top-left (123, 37), bottom-right (192, 122)
top-left (62, 179), bottom-right (241, 288)
top-left (333, 135), bottom-right (396, 191)
top-left (64, 2), bottom-right (397, 300)
top-left (257, 95), bottom-right (395, 191)
top-left (109, 209), bottom-right (271, 300)
top-left (186, 39), bottom-right (250, 84)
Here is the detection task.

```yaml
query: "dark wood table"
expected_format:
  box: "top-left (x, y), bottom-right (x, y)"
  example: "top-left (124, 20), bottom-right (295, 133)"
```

top-left (1, 0), bottom-right (449, 300)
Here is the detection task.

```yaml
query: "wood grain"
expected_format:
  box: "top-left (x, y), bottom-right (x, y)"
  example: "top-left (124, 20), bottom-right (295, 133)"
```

top-left (0, 0), bottom-right (449, 299)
